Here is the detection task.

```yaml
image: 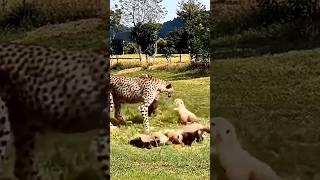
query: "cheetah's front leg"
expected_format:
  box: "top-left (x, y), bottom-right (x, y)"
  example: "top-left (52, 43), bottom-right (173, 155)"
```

top-left (0, 97), bottom-right (10, 164)
top-left (96, 129), bottom-right (110, 179)
top-left (109, 92), bottom-right (117, 128)
top-left (140, 91), bottom-right (157, 134)
top-left (114, 101), bottom-right (126, 125)
top-left (12, 124), bottom-right (42, 180)
top-left (109, 92), bottom-right (114, 112)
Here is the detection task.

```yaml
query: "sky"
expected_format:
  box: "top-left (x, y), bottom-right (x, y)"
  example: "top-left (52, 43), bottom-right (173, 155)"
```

top-left (111, 0), bottom-right (210, 24)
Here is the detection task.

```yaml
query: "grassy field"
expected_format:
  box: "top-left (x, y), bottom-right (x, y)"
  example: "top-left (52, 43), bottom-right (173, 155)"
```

top-left (110, 70), bottom-right (210, 180)
top-left (212, 48), bottom-right (320, 180)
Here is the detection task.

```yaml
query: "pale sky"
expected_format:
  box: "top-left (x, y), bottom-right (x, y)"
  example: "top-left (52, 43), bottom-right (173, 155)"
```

top-left (111, 0), bottom-right (210, 23)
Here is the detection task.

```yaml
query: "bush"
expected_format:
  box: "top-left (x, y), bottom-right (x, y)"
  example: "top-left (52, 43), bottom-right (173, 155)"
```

top-left (123, 42), bottom-right (138, 54)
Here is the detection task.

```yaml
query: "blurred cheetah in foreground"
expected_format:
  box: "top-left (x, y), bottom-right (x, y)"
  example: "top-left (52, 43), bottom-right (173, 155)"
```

top-left (0, 43), bottom-right (110, 179)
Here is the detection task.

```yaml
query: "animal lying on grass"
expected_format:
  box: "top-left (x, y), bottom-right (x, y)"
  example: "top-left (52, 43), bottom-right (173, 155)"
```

top-left (165, 123), bottom-right (210, 146)
top-left (174, 98), bottom-right (198, 124)
top-left (130, 132), bottom-right (169, 149)
top-left (212, 117), bottom-right (282, 180)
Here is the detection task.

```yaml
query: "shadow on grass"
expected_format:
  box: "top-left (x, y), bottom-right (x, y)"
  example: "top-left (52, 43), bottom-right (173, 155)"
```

top-left (168, 69), bottom-right (210, 81)
top-left (126, 115), bottom-right (144, 124)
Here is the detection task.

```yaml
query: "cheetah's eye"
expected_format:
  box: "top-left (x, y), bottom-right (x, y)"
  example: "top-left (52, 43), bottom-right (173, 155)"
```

top-left (226, 129), bottom-right (230, 134)
top-left (166, 84), bottom-right (172, 89)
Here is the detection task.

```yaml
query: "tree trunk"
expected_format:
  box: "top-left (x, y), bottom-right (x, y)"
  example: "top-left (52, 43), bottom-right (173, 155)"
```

top-left (22, 0), bottom-right (26, 24)
top-left (145, 54), bottom-right (148, 63)
top-left (138, 45), bottom-right (142, 63)
top-left (179, 52), bottom-right (182, 63)
top-left (116, 55), bottom-right (119, 64)
top-left (155, 34), bottom-right (158, 56)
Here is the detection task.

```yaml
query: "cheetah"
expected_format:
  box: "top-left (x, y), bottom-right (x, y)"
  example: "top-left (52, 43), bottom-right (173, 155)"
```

top-left (110, 75), bottom-right (173, 134)
top-left (0, 43), bottom-right (110, 179)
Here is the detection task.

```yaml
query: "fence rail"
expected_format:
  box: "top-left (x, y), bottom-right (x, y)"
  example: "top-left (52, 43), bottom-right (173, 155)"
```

top-left (110, 57), bottom-right (141, 59)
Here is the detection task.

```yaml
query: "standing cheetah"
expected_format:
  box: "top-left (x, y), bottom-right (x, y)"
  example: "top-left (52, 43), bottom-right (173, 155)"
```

top-left (0, 43), bottom-right (110, 179)
top-left (110, 75), bottom-right (173, 134)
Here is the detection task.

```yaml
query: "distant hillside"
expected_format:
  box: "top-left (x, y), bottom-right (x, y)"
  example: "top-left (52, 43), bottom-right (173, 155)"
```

top-left (113, 17), bottom-right (183, 41)
top-left (114, 31), bottom-right (132, 41)
top-left (158, 17), bottom-right (183, 38)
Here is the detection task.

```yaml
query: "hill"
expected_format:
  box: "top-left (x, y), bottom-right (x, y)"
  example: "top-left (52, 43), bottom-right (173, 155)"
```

top-left (158, 17), bottom-right (183, 38)
top-left (113, 17), bottom-right (184, 41)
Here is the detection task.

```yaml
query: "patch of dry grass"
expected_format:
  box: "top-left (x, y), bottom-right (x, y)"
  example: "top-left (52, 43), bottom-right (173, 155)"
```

top-left (110, 54), bottom-right (191, 71)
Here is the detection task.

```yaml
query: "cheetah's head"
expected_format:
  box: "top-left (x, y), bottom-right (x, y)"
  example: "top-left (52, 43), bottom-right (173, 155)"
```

top-left (165, 83), bottom-right (173, 98)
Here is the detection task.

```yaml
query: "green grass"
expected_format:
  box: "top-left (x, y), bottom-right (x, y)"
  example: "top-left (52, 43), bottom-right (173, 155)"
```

top-left (212, 24), bottom-right (320, 59)
top-left (21, 30), bottom-right (106, 49)
top-left (110, 70), bottom-right (210, 180)
top-left (0, 24), bottom-right (105, 50)
top-left (212, 48), bottom-right (320, 180)
top-left (0, 28), bottom-right (29, 42)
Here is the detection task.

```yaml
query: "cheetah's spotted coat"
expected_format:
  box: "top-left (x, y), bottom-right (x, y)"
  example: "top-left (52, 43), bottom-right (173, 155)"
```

top-left (0, 43), bottom-right (110, 179)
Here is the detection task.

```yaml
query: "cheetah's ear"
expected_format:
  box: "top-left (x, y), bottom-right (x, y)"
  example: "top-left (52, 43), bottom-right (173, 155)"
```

top-left (166, 84), bottom-right (172, 89)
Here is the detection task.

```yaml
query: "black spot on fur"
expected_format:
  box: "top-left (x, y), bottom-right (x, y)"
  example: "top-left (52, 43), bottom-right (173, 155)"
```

top-left (97, 155), bottom-right (109, 162)
top-left (0, 117), bottom-right (6, 124)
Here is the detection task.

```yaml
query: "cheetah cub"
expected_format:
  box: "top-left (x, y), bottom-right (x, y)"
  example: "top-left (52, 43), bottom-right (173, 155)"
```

top-left (174, 98), bottom-right (198, 124)
top-left (130, 132), bottom-right (169, 149)
top-left (212, 117), bottom-right (282, 180)
top-left (165, 123), bottom-right (210, 146)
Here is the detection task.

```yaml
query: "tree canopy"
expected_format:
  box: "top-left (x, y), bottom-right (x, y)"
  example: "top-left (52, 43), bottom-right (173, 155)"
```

top-left (119, 0), bottom-right (167, 26)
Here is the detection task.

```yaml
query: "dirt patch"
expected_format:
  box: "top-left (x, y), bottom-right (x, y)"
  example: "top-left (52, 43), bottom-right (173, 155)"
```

top-left (14, 18), bottom-right (105, 43)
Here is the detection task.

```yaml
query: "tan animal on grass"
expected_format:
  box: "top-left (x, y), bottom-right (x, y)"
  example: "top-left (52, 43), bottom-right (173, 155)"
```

top-left (152, 132), bottom-right (169, 146)
top-left (165, 123), bottom-right (210, 146)
top-left (212, 117), bottom-right (282, 180)
top-left (129, 132), bottom-right (169, 149)
top-left (174, 98), bottom-right (198, 124)
top-left (164, 130), bottom-right (183, 144)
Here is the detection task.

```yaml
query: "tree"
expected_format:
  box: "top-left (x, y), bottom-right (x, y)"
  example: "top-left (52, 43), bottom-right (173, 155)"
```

top-left (177, 0), bottom-right (210, 62)
top-left (167, 29), bottom-right (188, 63)
top-left (110, 9), bottom-right (122, 39)
top-left (124, 42), bottom-right (138, 54)
top-left (157, 38), bottom-right (167, 54)
top-left (162, 39), bottom-right (175, 63)
top-left (131, 22), bottom-right (161, 62)
top-left (111, 38), bottom-right (124, 63)
top-left (119, 0), bottom-right (167, 27)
